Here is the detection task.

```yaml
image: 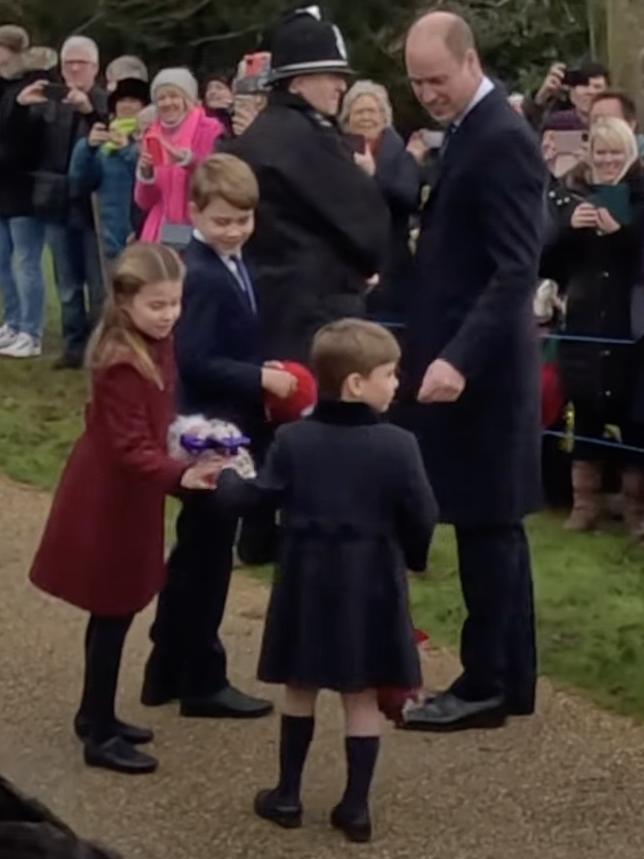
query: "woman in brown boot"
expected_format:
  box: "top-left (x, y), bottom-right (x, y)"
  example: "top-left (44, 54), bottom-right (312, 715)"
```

top-left (542, 118), bottom-right (644, 532)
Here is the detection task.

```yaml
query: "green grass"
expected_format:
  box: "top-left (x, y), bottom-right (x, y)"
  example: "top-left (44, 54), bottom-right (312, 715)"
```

top-left (3, 283), bottom-right (644, 719)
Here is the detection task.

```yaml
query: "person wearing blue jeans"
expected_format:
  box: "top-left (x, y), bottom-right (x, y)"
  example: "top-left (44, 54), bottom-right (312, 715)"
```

top-left (0, 216), bottom-right (46, 357)
top-left (46, 223), bottom-right (105, 363)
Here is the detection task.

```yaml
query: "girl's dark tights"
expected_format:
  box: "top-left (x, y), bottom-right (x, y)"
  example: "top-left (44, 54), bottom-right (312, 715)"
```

top-left (76, 614), bottom-right (134, 743)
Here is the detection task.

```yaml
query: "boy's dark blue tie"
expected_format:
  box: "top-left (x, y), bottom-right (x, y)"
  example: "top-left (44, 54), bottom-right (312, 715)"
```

top-left (231, 255), bottom-right (258, 315)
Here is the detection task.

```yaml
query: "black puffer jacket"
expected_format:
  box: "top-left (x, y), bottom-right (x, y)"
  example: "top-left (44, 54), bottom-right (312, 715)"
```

top-left (226, 90), bottom-right (390, 362)
top-left (541, 163), bottom-right (644, 411)
top-left (0, 54), bottom-right (51, 218)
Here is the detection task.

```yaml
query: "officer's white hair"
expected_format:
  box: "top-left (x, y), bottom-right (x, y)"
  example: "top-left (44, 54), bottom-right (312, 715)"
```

top-left (339, 79), bottom-right (393, 130)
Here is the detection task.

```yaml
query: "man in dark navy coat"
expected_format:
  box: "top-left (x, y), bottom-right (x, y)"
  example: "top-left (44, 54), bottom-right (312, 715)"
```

top-left (401, 12), bottom-right (546, 731)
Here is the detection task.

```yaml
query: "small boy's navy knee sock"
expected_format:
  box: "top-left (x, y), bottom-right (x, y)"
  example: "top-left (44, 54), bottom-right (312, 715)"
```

top-left (276, 715), bottom-right (315, 802)
top-left (340, 736), bottom-right (380, 814)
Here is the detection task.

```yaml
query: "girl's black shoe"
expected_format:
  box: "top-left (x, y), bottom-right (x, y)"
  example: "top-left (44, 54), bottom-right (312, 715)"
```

top-left (330, 803), bottom-right (372, 843)
top-left (84, 736), bottom-right (158, 775)
top-left (74, 715), bottom-right (154, 745)
top-left (254, 788), bottom-right (302, 829)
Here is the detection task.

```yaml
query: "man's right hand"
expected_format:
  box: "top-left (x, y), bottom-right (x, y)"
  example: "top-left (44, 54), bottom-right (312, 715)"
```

top-left (262, 366), bottom-right (298, 400)
top-left (16, 79), bottom-right (48, 107)
top-left (535, 62), bottom-right (566, 107)
top-left (88, 123), bottom-right (110, 148)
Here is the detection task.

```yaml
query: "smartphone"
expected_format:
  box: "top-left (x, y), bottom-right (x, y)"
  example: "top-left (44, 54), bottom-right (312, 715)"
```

top-left (551, 130), bottom-right (588, 155)
top-left (144, 134), bottom-right (166, 167)
top-left (563, 69), bottom-right (589, 88)
top-left (420, 129), bottom-right (445, 150)
top-left (43, 83), bottom-right (69, 102)
top-left (590, 183), bottom-right (632, 225)
top-left (345, 133), bottom-right (366, 155)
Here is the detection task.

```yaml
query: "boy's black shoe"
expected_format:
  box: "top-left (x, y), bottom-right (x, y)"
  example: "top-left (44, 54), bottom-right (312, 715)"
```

top-left (84, 736), bottom-right (158, 775)
top-left (74, 715), bottom-right (154, 745)
top-left (180, 685), bottom-right (273, 719)
top-left (330, 803), bottom-right (372, 843)
top-left (254, 789), bottom-right (302, 829)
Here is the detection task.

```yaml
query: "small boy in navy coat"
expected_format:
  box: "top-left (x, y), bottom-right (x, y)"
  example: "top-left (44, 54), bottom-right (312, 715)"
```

top-left (141, 153), bottom-right (297, 719)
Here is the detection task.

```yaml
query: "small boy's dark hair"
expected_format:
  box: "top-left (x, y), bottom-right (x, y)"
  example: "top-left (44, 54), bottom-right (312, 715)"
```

top-left (190, 153), bottom-right (259, 211)
top-left (311, 318), bottom-right (401, 399)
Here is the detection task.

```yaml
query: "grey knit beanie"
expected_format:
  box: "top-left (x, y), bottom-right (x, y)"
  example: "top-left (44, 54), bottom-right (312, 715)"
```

top-left (151, 67), bottom-right (198, 104)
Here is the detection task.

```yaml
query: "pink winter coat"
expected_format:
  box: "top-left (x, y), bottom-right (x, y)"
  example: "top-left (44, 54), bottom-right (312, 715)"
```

top-left (136, 107), bottom-right (223, 243)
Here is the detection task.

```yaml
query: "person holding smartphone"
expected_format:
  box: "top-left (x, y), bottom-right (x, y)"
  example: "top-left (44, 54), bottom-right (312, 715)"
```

top-left (16, 35), bottom-right (108, 369)
top-left (135, 67), bottom-right (223, 247)
top-left (339, 80), bottom-right (421, 320)
top-left (524, 60), bottom-right (609, 132)
top-left (542, 117), bottom-right (644, 534)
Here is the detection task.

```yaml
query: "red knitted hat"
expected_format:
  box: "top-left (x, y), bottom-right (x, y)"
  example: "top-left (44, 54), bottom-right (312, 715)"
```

top-left (264, 361), bottom-right (318, 424)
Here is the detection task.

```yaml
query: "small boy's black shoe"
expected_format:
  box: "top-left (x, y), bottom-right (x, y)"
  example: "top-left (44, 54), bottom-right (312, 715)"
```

top-left (330, 803), bottom-right (372, 843)
top-left (84, 736), bottom-right (158, 775)
top-left (74, 716), bottom-right (154, 745)
top-left (254, 789), bottom-right (302, 829)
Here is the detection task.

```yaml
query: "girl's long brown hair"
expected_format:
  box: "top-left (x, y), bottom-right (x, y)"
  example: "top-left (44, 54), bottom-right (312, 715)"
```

top-left (86, 242), bottom-right (184, 389)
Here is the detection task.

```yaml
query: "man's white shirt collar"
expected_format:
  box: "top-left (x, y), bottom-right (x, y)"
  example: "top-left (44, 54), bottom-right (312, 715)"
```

top-left (452, 76), bottom-right (494, 128)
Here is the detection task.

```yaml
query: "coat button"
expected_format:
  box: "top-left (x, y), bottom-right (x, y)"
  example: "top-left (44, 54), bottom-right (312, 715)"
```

top-left (602, 349), bottom-right (611, 357)
top-left (549, 190), bottom-right (556, 198)
top-left (602, 271), bottom-right (610, 278)
top-left (605, 390), bottom-right (612, 397)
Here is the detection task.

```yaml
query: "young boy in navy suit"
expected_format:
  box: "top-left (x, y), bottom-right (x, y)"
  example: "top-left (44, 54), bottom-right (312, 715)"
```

top-left (141, 154), bottom-right (297, 718)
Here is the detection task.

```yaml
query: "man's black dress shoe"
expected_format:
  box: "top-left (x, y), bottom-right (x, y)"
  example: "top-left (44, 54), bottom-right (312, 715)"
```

top-left (330, 803), bottom-right (372, 844)
top-left (180, 685), bottom-right (274, 719)
top-left (74, 716), bottom-right (154, 745)
top-left (84, 736), bottom-right (158, 775)
top-left (403, 691), bottom-right (507, 732)
top-left (254, 789), bottom-right (302, 829)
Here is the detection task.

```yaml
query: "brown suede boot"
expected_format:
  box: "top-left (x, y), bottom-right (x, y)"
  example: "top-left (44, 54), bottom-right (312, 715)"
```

top-left (621, 466), bottom-right (644, 539)
top-left (565, 461), bottom-right (602, 531)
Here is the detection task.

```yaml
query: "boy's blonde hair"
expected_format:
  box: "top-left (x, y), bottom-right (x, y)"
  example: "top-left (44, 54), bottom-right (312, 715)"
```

top-left (190, 153), bottom-right (259, 212)
top-left (86, 243), bottom-right (184, 389)
top-left (311, 318), bottom-right (400, 399)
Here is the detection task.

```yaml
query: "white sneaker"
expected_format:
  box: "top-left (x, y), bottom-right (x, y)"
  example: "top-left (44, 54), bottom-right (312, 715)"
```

top-left (0, 323), bottom-right (18, 348)
top-left (0, 332), bottom-right (42, 358)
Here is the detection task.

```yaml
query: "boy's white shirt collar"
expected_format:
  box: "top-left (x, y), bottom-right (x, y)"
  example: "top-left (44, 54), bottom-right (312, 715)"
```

top-left (193, 228), bottom-right (242, 262)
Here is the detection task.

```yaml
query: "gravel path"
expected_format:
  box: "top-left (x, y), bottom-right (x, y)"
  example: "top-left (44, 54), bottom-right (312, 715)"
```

top-left (1, 474), bottom-right (644, 858)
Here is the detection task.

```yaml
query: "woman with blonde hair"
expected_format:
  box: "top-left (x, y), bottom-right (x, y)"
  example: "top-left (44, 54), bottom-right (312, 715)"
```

top-left (542, 117), bottom-right (644, 532)
top-left (339, 79), bottom-right (421, 318)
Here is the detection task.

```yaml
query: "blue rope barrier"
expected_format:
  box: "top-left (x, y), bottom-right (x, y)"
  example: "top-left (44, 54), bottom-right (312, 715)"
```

top-left (541, 333), bottom-right (635, 345)
top-left (375, 318), bottom-right (644, 453)
top-left (378, 319), bottom-right (636, 346)
top-left (543, 430), bottom-right (644, 455)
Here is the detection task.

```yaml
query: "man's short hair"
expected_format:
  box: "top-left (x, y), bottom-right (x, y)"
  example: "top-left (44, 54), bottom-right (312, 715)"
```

top-left (444, 15), bottom-right (476, 61)
top-left (591, 89), bottom-right (637, 124)
top-left (580, 61), bottom-right (610, 83)
top-left (61, 35), bottom-right (99, 65)
top-left (311, 318), bottom-right (401, 400)
top-left (190, 154), bottom-right (259, 212)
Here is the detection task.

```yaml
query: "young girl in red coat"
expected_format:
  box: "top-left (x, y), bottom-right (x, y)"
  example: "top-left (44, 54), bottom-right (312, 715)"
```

top-left (30, 243), bottom-right (220, 776)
